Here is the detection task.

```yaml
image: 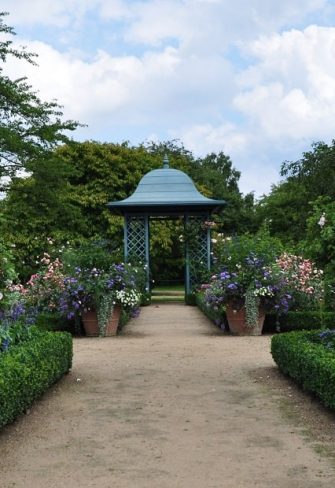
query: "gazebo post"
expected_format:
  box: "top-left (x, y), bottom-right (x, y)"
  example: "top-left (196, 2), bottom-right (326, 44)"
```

top-left (184, 212), bottom-right (191, 295)
top-left (184, 213), bottom-right (212, 295)
top-left (206, 212), bottom-right (211, 271)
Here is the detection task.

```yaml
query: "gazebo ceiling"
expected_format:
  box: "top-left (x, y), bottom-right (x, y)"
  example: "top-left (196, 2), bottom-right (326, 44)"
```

top-left (107, 155), bottom-right (226, 215)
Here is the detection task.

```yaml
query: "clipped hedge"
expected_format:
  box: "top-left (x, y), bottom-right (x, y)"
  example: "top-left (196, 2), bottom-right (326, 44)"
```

top-left (0, 330), bottom-right (73, 427)
top-left (271, 330), bottom-right (335, 410)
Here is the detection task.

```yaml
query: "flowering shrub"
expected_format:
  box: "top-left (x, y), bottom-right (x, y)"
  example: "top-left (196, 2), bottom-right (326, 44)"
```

top-left (24, 254), bottom-right (65, 312)
top-left (1, 239), bottom-right (144, 342)
top-left (276, 253), bottom-right (324, 309)
top-left (204, 232), bottom-right (324, 328)
top-left (115, 289), bottom-right (141, 309)
top-left (0, 240), bottom-right (18, 310)
top-left (52, 262), bottom-right (144, 319)
top-left (204, 253), bottom-right (291, 319)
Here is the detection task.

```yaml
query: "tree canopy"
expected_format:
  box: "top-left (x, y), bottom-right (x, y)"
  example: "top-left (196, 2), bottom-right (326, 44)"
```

top-left (1, 139), bottom-right (250, 280)
top-left (0, 12), bottom-right (80, 190)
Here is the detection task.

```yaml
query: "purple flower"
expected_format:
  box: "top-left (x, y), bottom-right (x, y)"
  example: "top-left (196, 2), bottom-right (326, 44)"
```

top-left (220, 271), bottom-right (230, 280)
top-left (227, 283), bottom-right (238, 290)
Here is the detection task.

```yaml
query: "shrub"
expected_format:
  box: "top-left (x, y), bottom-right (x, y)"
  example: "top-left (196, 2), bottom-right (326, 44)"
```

top-left (280, 311), bottom-right (335, 331)
top-left (185, 293), bottom-right (196, 306)
top-left (0, 329), bottom-right (73, 427)
top-left (264, 311), bottom-right (335, 332)
top-left (271, 330), bottom-right (335, 410)
top-left (196, 292), bottom-right (226, 329)
top-left (35, 312), bottom-right (75, 333)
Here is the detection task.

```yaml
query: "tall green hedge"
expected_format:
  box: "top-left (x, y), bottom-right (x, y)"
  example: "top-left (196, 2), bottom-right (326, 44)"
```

top-left (0, 330), bottom-right (73, 427)
top-left (271, 330), bottom-right (335, 410)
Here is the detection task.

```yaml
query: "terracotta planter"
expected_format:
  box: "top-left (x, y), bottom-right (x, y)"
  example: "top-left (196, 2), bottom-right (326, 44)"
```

top-left (81, 305), bottom-right (122, 337)
top-left (105, 304), bottom-right (122, 336)
top-left (81, 310), bottom-right (99, 337)
top-left (225, 304), bottom-right (265, 336)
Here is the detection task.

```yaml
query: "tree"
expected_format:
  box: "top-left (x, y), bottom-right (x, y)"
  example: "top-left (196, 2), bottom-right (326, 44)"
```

top-left (1, 139), bottom-right (253, 281)
top-left (256, 140), bottom-right (335, 245)
top-left (281, 141), bottom-right (335, 201)
top-left (191, 152), bottom-right (258, 234)
top-left (0, 12), bottom-right (79, 190)
top-left (255, 179), bottom-right (309, 245)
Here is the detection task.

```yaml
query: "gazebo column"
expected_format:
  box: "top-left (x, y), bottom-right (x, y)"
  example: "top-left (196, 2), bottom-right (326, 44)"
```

top-left (184, 213), bottom-right (211, 295)
top-left (124, 214), bottom-right (150, 291)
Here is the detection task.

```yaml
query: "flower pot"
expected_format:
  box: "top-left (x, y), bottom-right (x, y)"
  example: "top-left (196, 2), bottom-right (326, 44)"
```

top-left (225, 304), bottom-right (265, 336)
top-left (81, 305), bottom-right (122, 337)
top-left (105, 304), bottom-right (122, 336)
top-left (81, 310), bottom-right (99, 337)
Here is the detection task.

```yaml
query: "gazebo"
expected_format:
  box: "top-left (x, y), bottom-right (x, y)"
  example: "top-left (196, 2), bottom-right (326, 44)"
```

top-left (107, 155), bottom-right (226, 294)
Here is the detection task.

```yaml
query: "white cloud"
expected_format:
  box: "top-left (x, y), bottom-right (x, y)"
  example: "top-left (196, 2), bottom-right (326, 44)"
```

top-left (4, 35), bottom-right (234, 130)
top-left (3, 0), bottom-right (96, 27)
top-left (178, 123), bottom-right (247, 156)
top-left (2, 1), bottom-right (335, 197)
top-left (235, 26), bottom-right (335, 141)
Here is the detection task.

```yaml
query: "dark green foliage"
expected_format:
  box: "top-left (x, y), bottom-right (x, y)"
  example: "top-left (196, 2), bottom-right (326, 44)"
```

top-left (61, 240), bottom-right (121, 273)
top-left (185, 293), bottom-right (196, 306)
top-left (264, 311), bottom-right (335, 332)
top-left (118, 308), bottom-right (132, 329)
top-left (257, 140), bottom-right (335, 249)
top-left (2, 139), bottom-right (249, 282)
top-left (35, 312), bottom-right (75, 333)
top-left (279, 311), bottom-right (335, 331)
top-left (190, 152), bottom-right (258, 234)
top-left (281, 141), bottom-right (335, 201)
top-left (141, 292), bottom-right (152, 306)
top-left (256, 180), bottom-right (308, 245)
top-left (271, 330), bottom-right (335, 410)
top-left (0, 329), bottom-right (73, 427)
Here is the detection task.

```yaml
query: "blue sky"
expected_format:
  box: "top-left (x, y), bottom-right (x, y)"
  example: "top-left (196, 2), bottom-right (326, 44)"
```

top-left (3, 0), bottom-right (335, 196)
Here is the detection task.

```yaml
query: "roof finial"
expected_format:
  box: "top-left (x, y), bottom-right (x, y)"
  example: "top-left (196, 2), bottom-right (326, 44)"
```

top-left (163, 154), bottom-right (169, 169)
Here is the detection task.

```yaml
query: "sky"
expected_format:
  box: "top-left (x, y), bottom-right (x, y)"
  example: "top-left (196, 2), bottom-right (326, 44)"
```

top-left (2, 0), bottom-right (335, 197)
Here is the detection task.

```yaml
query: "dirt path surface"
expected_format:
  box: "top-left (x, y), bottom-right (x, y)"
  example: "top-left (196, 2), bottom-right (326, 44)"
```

top-left (1, 303), bottom-right (335, 487)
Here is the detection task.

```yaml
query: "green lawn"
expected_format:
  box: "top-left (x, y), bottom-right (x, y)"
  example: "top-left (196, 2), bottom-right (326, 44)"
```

top-left (151, 284), bottom-right (185, 302)
top-left (152, 284), bottom-right (184, 293)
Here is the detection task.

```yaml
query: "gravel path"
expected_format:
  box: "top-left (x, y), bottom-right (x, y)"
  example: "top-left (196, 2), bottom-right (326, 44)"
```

top-left (0, 303), bottom-right (335, 487)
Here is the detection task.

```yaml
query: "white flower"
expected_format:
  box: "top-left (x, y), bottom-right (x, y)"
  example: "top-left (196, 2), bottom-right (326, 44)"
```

top-left (318, 213), bottom-right (326, 228)
top-left (0, 291), bottom-right (3, 300)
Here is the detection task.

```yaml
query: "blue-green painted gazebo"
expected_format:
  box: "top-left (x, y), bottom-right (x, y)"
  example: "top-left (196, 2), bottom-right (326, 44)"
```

top-left (107, 155), bottom-right (225, 294)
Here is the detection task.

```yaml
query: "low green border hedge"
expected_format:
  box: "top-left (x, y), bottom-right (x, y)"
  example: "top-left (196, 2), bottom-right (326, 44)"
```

top-left (271, 330), bottom-right (335, 410)
top-left (0, 329), bottom-right (73, 427)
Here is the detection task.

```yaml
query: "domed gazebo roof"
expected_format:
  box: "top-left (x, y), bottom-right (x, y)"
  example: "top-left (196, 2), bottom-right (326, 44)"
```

top-left (107, 155), bottom-right (226, 215)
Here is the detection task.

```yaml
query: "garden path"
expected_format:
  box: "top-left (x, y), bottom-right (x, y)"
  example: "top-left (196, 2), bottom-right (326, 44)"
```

top-left (1, 303), bottom-right (335, 487)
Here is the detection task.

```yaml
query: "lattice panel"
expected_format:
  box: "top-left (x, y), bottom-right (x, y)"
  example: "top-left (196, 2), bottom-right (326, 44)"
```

top-left (126, 217), bottom-right (147, 262)
top-left (186, 216), bottom-right (210, 291)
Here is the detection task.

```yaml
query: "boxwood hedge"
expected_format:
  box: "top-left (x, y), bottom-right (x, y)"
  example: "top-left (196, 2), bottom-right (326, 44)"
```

top-left (271, 330), bottom-right (335, 410)
top-left (0, 329), bottom-right (73, 427)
